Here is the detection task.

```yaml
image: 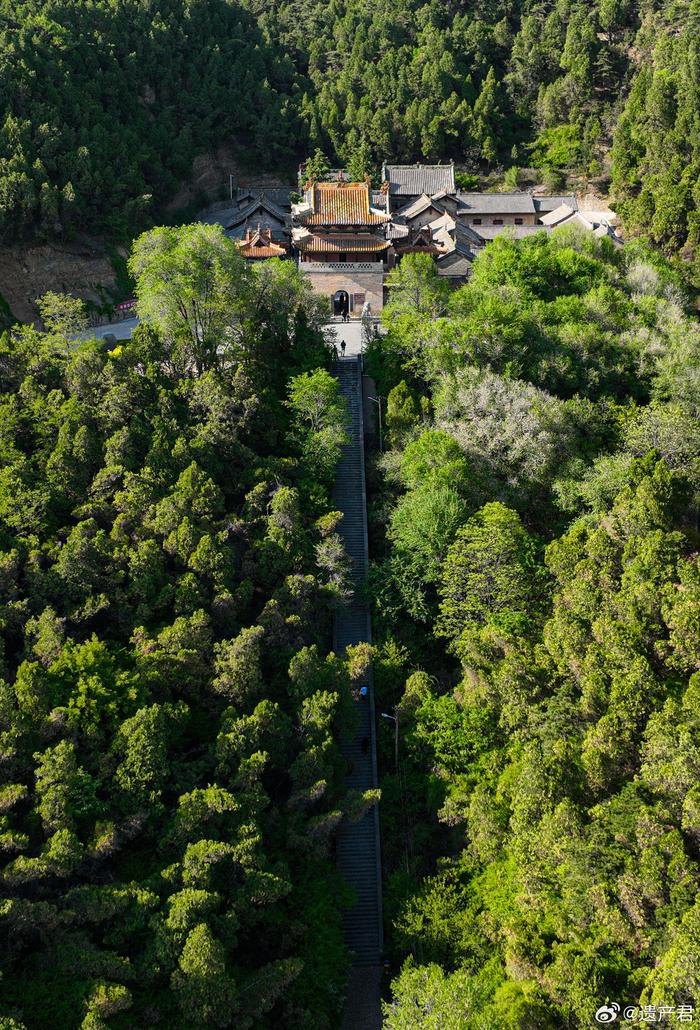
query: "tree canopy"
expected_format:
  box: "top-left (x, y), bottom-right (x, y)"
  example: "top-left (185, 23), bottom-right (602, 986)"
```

top-left (0, 226), bottom-right (368, 1029)
top-left (366, 231), bottom-right (700, 1027)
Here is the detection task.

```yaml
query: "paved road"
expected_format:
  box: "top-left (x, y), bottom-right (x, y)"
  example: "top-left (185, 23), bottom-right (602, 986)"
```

top-left (76, 317), bottom-right (138, 342)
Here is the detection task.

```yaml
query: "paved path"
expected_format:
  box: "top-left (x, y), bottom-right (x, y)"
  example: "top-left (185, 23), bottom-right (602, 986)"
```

top-left (332, 355), bottom-right (383, 1028)
top-left (77, 316), bottom-right (379, 353)
top-left (324, 318), bottom-right (386, 358)
top-left (324, 320), bottom-right (365, 357)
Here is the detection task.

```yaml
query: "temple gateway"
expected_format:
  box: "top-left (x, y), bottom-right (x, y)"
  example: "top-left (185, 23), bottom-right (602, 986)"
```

top-left (210, 163), bottom-right (620, 317)
top-left (292, 180), bottom-right (391, 318)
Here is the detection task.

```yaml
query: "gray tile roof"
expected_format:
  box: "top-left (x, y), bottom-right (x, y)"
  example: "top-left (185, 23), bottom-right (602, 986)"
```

top-left (457, 192), bottom-right (536, 214)
top-left (233, 196), bottom-right (288, 222)
top-left (198, 194), bottom-right (290, 232)
top-left (235, 187), bottom-right (292, 210)
top-left (221, 198), bottom-right (289, 240)
top-left (432, 225), bottom-right (476, 259)
top-left (452, 233), bottom-right (477, 257)
top-left (591, 224), bottom-right (622, 244)
top-left (471, 224), bottom-right (549, 242)
top-left (533, 194), bottom-right (578, 214)
top-left (392, 193), bottom-right (445, 220)
top-left (386, 222), bottom-right (410, 239)
top-left (539, 203), bottom-right (578, 226)
top-left (383, 163), bottom-right (455, 197)
top-left (453, 220), bottom-right (485, 247)
top-left (437, 252), bottom-right (472, 278)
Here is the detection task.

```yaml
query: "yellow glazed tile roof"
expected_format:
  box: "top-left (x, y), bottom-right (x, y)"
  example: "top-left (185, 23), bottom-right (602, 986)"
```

top-left (303, 183), bottom-right (389, 225)
top-left (238, 241), bottom-right (287, 258)
top-left (297, 233), bottom-right (390, 253)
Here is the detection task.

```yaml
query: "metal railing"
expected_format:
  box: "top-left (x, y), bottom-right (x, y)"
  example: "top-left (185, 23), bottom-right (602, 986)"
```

top-left (87, 305), bottom-right (137, 329)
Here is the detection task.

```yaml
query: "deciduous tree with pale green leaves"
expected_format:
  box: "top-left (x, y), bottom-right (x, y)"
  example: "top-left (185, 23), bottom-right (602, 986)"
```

top-left (129, 223), bottom-right (250, 376)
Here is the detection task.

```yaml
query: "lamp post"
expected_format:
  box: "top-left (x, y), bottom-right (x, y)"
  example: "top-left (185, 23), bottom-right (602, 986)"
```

top-left (381, 711), bottom-right (398, 770)
top-left (368, 395), bottom-right (383, 452)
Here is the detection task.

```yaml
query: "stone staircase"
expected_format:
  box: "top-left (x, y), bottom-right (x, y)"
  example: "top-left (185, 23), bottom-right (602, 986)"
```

top-left (332, 356), bottom-right (383, 1022)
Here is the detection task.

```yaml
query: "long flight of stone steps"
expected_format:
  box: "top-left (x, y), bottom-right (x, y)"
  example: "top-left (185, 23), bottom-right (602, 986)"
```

top-left (332, 356), bottom-right (383, 1026)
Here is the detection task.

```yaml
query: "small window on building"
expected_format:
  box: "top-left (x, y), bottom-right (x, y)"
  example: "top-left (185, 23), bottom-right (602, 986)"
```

top-left (515, 218), bottom-right (523, 225)
top-left (472, 218), bottom-right (482, 225)
top-left (493, 218), bottom-right (503, 225)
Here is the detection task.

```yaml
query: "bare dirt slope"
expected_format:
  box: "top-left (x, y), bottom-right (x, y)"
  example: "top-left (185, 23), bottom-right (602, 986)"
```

top-left (0, 240), bottom-right (116, 325)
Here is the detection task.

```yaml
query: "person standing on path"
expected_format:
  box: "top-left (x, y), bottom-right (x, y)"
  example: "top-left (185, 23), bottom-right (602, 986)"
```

top-left (340, 339), bottom-right (346, 357)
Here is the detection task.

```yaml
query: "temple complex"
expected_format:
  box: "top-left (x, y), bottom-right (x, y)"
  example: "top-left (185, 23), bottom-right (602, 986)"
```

top-left (211, 164), bottom-right (621, 316)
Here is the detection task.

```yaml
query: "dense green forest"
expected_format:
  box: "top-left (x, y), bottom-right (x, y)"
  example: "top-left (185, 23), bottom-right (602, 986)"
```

top-left (365, 232), bottom-right (700, 1026)
top-left (4, 224), bottom-right (700, 1027)
top-left (0, 0), bottom-right (300, 240)
top-left (2, 0), bottom-right (700, 277)
top-left (0, 224), bottom-right (382, 1028)
top-left (2, 1), bottom-right (700, 1027)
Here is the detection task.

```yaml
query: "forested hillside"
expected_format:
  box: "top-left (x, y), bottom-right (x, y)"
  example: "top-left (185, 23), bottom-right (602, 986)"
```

top-left (367, 233), bottom-right (700, 1026)
top-left (0, 0), bottom-right (300, 241)
top-left (2, 0), bottom-right (700, 278)
top-left (0, 225), bottom-right (377, 1029)
top-left (2, 2), bottom-right (700, 1027)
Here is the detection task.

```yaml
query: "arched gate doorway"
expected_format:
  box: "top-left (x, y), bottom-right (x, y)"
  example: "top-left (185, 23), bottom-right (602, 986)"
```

top-left (333, 289), bottom-right (350, 318)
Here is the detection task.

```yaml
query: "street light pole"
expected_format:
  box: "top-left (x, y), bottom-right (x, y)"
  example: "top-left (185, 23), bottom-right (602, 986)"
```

top-left (369, 395), bottom-right (383, 452)
top-left (381, 711), bottom-right (398, 770)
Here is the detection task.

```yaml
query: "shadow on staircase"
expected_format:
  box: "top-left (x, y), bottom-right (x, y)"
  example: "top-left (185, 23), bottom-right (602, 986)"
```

top-left (332, 356), bottom-right (383, 1029)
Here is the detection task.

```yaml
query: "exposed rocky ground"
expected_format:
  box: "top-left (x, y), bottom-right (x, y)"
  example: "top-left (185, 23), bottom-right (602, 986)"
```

top-left (0, 240), bottom-right (117, 325)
